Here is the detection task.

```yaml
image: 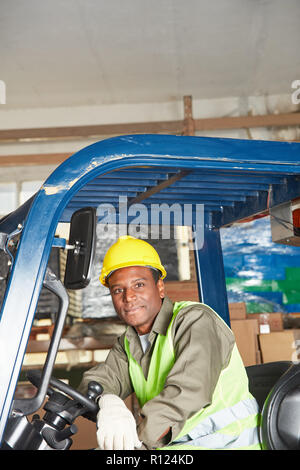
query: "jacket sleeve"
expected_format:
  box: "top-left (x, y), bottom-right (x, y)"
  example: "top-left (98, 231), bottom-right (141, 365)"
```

top-left (77, 333), bottom-right (133, 399)
top-left (137, 305), bottom-right (235, 449)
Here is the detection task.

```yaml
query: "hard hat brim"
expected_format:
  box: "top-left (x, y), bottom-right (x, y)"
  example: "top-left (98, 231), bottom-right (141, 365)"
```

top-left (100, 262), bottom-right (166, 286)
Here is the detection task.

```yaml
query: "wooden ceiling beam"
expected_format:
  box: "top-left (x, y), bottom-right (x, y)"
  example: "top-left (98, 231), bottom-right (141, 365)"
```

top-left (0, 111), bottom-right (299, 143)
top-left (194, 111), bottom-right (300, 131)
top-left (0, 120), bottom-right (183, 143)
top-left (0, 153), bottom-right (71, 167)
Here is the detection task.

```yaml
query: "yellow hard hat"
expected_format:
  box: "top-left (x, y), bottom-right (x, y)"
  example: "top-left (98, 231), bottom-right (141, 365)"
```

top-left (99, 235), bottom-right (167, 286)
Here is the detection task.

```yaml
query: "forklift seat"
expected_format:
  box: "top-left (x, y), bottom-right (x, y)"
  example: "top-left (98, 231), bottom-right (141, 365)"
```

top-left (246, 361), bottom-right (292, 412)
top-left (246, 361), bottom-right (300, 449)
top-left (258, 362), bottom-right (300, 450)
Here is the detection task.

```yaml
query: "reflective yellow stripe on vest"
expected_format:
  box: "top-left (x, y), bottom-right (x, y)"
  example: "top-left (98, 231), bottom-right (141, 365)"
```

top-left (124, 301), bottom-right (262, 450)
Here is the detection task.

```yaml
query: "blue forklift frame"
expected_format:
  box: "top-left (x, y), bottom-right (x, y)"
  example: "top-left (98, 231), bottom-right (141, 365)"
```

top-left (0, 133), bottom-right (300, 443)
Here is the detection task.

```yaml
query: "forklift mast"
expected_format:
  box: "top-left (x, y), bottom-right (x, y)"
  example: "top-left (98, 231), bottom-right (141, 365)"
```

top-left (0, 134), bottom-right (299, 444)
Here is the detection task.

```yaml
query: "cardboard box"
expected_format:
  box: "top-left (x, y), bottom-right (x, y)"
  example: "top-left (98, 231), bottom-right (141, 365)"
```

top-left (164, 281), bottom-right (199, 302)
top-left (259, 330), bottom-right (300, 363)
top-left (247, 313), bottom-right (283, 333)
top-left (229, 302), bottom-right (247, 321)
top-left (231, 319), bottom-right (260, 367)
top-left (282, 313), bottom-right (300, 330)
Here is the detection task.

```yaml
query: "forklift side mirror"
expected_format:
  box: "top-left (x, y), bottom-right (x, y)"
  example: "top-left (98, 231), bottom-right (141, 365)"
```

top-left (64, 207), bottom-right (96, 290)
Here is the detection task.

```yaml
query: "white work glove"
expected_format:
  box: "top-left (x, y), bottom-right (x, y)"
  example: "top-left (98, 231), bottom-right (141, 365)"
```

top-left (96, 394), bottom-right (142, 450)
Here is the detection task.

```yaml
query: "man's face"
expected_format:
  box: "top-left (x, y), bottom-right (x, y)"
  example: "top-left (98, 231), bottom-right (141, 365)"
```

top-left (107, 266), bottom-right (165, 335)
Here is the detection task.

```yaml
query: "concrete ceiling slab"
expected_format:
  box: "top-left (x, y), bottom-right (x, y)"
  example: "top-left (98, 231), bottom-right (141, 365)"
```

top-left (0, 0), bottom-right (299, 109)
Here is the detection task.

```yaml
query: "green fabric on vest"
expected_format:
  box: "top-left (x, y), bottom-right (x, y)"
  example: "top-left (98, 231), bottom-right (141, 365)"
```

top-left (124, 301), bottom-right (192, 408)
top-left (124, 301), bottom-right (261, 450)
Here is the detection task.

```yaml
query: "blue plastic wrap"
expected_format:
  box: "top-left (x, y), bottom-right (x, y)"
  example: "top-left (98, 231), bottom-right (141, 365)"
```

top-left (220, 217), bottom-right (300, 314)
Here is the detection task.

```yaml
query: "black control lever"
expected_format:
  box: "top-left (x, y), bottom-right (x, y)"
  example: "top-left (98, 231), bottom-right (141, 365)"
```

top-left (55, 424), bottom-right (78, 441)
top-left (42, 424), bottom-right (78, 450)
top-left (87, 381), bottom-right (103, 403)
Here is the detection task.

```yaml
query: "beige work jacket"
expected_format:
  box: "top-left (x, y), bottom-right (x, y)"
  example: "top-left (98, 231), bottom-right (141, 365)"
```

top-left (78, 296), bottom-right (235, 449)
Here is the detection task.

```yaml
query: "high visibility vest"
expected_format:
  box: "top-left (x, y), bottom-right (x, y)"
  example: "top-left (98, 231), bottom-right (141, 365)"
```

top-left (124, 301), bottom-right (262, 450)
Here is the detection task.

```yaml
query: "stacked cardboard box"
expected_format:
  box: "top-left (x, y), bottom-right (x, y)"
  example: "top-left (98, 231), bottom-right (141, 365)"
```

top-left (247, 311), bottom-right (299, 363)
top-left (229, 303), bottom-right (261, 367)
top-left (164, 281), bottom-right (199, 302)
top-left (246, 312), bottom-right (283, 333)
top-left (230, 302), bottom-right (300, 364)
top-left (258, 330), bottom-right (300, 363)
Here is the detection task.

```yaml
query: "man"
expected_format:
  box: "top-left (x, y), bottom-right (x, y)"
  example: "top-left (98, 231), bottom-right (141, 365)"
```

top-left (79, 235), bottom-right (261, 450)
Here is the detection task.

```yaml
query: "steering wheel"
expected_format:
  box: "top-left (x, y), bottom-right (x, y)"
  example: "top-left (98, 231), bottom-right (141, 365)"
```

top-left (26, 369), bottom-right (102, 415)
top-left (3, 370), bottom-right (103, 450)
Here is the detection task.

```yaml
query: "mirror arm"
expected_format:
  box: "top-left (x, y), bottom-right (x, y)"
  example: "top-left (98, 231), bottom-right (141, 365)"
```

top-left (51, 237), bottom-right (76, 251)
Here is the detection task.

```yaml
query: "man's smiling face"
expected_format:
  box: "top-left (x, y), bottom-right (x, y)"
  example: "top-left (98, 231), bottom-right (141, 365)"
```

top-left (108, 266), bottom-right (165, 335)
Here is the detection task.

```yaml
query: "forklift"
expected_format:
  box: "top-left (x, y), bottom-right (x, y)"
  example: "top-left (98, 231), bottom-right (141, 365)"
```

top-left (0, 134), bottom-right (300, 450)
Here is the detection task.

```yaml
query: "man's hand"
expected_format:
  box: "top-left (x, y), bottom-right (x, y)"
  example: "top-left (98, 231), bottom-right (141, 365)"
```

top-left (97, 394), bottom-right (143, 450)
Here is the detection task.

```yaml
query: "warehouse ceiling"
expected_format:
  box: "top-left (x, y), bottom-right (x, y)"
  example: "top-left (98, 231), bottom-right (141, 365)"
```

top-left (1, 0), bottom-right (300, 110)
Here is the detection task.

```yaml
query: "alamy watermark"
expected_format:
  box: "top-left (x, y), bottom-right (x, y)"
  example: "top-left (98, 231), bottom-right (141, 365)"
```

top-left (0, 80), bottom-right (6, 104)
top-left (96, 196), bottom-right (205, 250)
top-left (291, 79), bottom-right (300, 105)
